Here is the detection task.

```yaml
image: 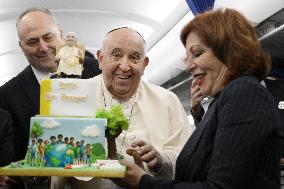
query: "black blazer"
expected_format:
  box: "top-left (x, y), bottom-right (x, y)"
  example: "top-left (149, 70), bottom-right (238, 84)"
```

top-left (0, 63), bottom-right (101, 161)
top-left (140, 76), bottom-right (282, 189)
top-left (265, 79), bottom-right (284, 157)
top-left (0, 66), bottom-right (39, 161)
top-left (82, 50), bottom-right (102, 78)
top-left (0, 108), bottom-right (15, 166)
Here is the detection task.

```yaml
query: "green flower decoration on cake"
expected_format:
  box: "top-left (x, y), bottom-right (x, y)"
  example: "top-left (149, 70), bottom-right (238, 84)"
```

top-left (96, 105), bottom-right (129, 136)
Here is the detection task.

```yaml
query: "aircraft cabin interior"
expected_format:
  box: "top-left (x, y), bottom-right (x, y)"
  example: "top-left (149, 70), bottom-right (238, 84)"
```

top-left (0, 0), bottom-right (284, 188)
top-left (1, 0), bottom-right (284, 118)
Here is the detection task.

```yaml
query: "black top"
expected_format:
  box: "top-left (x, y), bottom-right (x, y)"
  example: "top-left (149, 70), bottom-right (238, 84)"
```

top-left (140, 76), bottom-right (282, 189)
top-left (265, 79), bottom-right (284, 157)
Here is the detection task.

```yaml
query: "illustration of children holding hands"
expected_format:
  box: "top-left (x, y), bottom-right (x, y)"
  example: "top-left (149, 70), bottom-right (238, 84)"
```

top-left (30, 139), bottom-right (37, 166)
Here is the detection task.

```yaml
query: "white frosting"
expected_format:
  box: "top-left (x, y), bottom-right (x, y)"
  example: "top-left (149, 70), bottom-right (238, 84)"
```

top-left (41, 78), bottom-right (97, 117)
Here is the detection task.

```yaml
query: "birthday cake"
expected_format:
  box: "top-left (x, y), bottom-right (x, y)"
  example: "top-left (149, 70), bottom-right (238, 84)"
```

top-left (28, 78), bottom-right (107, 169)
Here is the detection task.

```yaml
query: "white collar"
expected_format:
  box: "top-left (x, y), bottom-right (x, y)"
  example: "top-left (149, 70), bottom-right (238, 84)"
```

top-left (31, 66), bottom-right (51, 84)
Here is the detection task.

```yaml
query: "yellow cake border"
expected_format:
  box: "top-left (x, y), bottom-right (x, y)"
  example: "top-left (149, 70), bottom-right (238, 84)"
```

top-left (40, 79), bottom-right (51, 115)
top-left (0, 166), bottom-right (126, 177)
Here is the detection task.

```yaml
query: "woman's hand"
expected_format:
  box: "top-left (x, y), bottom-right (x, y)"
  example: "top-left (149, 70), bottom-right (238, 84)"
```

top-left (191, 79), bottom-right (205, 115)
top-left (112, 159), bottom-right (146, 188)
top-left (131, 140), bottom-right (162, 173)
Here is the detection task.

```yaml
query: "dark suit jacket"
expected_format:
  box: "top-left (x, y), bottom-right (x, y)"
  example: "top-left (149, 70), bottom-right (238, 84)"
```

top-left (0, 62), bottom-right (101, 161)
top-left (140, 76), bottom-right (282, 189)
top-left (0, 66), bottom-right (39, 161)
top-left (0, 108), bottom-right (15, 166)
top-left (82, 50), bottom-right (102, 78)
top-left (265, 79), bottom-right (284, 131)
top-left (265, 79), bottom-right (284, 157)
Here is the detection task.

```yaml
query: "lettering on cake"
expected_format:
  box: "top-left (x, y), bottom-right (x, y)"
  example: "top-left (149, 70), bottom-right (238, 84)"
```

top-left (45, 93), bottom-right (58, 101)
top-left (59, 82), bottom-right (78, 90)
top-left (61, 93), bottom-right (88, 103)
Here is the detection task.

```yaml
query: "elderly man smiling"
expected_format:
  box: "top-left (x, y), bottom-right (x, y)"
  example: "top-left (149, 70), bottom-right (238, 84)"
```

top-left (61, 27), bottom-right (195, 189)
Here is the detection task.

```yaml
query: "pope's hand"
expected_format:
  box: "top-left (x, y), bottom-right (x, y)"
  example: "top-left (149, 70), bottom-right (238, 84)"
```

top-left (131, 139), bottom-right (162, 173)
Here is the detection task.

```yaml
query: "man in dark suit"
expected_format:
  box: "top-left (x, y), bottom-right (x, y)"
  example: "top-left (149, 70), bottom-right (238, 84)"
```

top-left (0, 7), bottom-right (62, 189)
top-left (0, 7), bottom-right (100, 189)
top-left (0, 7), bottom-right (101, 162)
top-left (0, 7), bottom-right (62, 162)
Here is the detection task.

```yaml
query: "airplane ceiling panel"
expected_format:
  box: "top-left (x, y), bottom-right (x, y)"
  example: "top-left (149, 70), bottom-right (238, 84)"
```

top-left (52, 11), bottom-right (155, 51)
top-left (0, 0), bottom-right (191, 86)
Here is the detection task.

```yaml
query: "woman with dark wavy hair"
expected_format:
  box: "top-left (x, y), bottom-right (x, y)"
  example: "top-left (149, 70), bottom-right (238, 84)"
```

top-left (114, 8), bottom-right (283, 189)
